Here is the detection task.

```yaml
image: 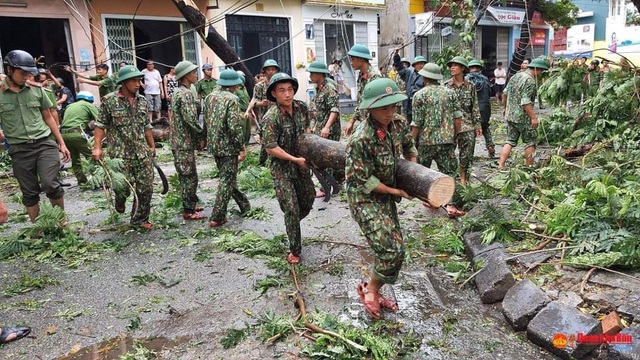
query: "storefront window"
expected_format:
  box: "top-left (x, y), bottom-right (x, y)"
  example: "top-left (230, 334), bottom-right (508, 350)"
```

top-left (325, 23), bottom-right (355, 101)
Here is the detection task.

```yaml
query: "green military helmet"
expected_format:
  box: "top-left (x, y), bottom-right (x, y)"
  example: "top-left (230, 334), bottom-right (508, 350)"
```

top-left (117, 65), bottom-right (144, 84)
top-left (468, 59), bottom-right (484, 70)
top-left (418, 63), bottom-right (443, 80)
top-left (174, 60), bottom-right (198, 80)
top-left (217, 69), bottom-right (243, 87)
top-left (357, 78), bottom-right (407, 110)
top-left (447, 56), bottom-right (469, 70)
top-left (400, 57), bottom-right (410, 66)
top-left (266, 72), bottom-right (299, 102)
top-left (306, 61), bottom-right (330, 74)
top-left (236, 70), bottom-right (246, 82)
top-left (412, 55), bottom-right (427, 66)
top-left (347, 44), bottom-right (373, 60)
top-left (527, 58), bottom-right (549, 70)
top-left (262, 59), bottom-right (280, 71)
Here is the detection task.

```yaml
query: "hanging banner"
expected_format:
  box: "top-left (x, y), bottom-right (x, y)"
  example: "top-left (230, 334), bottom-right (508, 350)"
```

top-left (487, 6), bottom-right (525, 25)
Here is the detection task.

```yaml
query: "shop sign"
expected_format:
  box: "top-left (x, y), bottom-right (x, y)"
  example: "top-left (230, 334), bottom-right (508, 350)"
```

top-left (487, 6), bottom-right (525, 25)
top-left (531, 29), bottom-right (546, 46)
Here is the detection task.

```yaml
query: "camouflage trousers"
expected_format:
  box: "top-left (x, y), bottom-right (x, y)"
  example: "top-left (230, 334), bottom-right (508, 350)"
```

top-left (456, 130), bottom-right (476, 174)
top-left (210, 155), bottom-right (250, 222)
top-left (173, 150), bottom-right (199, 213)
top-left (418, 144), bottom-right (457, 177)
top-left (115, 156), bottom-right (154, 225)
top-left (349, 196), bottom-right (404, 284)
top-left (62, 132), bottom-right (92, 184)
top-left (274, 170), bottom-right (315, 256)
top-left (479, 104), bottom-right (494, 148)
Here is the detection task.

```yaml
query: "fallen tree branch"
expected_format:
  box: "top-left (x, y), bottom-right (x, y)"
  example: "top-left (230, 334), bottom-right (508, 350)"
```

top-left (309, 238), bottom-right (368, 249)
top-left (511, 229), bottom-right (573, 243)
top-left (580, 267), bottom-right (597, 295)
top-left (532, 238), bottom-right (553, 251)
top-left (505, 245), bottom-right (583, 262)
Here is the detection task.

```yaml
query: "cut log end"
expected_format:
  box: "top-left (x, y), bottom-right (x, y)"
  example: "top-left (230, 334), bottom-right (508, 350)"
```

top-left (426, 176), bottom-right (456, 207)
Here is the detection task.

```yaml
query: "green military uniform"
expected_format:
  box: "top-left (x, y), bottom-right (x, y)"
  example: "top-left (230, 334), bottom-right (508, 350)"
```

top-left (444, 78), bottom-right (480, 178)
top-left (196, 78), bottom-right (217, 100)
top-left (504, 71), bottom-right (538, 148)
top-left (262, 100), bottom-right (315, 257)
top-left (587, 70), bottom-right (603, 97)
top-left (411, 83), bottom-right (461, 176)
top-left (89, 74), bottom-right (116, 99)
top-left (0, 79), bottom-right (63, 207)
top-left (204, 86), bottom-right (250, 222)
top-left (346, 113), bottom-right (417, 284)
top-left (60, 99), bottom-right (98, 184)
top-left (309, 79), bottom-right (342, 182)
top-left (234, 84), bottom-right (251, 144)
top-left (170, 83), bottom-right (205, 213)
top-left (252, 80), bottom-right (273, 163)
top-left (353, 66), bottom-right (382, 124)
top-left (96, 90), bottom-right (154, 225)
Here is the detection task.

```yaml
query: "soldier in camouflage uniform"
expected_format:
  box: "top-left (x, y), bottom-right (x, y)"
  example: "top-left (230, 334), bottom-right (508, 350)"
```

top-left (444, 57), bottom-right (481, 186)
top-left (170, 61), bottom-right (206, 220)
top-left (465, 60), bottom-right (495, 157)
top-left (246, 59), bottom-right (280, 165)
top-left (234, 70), bottom-right (252, 145)
top-left (93, 65), bottom-right (155, 230)
top-left (344, 44), bottom-right (382, 136)
top-left (411, 63), bottom-right (466, 217)
top-left (306, 61), bottom-right (343, 193)
top-left (498, 58), bottom-right (548, 168)
top-left (346, 78), bottom-right (417, 319)
top-left (262, 73), bottom-right (315, 264)
top-left (204, 69), bottom-right (250, 227)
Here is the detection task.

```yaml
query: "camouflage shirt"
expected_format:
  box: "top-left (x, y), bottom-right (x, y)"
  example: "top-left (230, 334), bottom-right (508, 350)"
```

top-left (310, 79), bottom-right (340, 135)
top-left (96, 90), bottom-right (152, 159)
top-left (411, 83), bottom-right (463, 146)
top-left (262, 100), bottom-right (310, 179)
top-left (170, 84), bottom-right (204, 151)
top-left (504, 71), bottom-right (537, 125)
top-left (251, 80), bottom-right (272, 121)
top-left (346, 114), bottom-right (417, 204)
top-left (353, 65), bottom-right (381, 123)
top-left (196, 78), bottom-right (217, 99)
top-left (203, 89), bottom-right (244, 156)
top-left (444, 79), bottom-right (480, 132)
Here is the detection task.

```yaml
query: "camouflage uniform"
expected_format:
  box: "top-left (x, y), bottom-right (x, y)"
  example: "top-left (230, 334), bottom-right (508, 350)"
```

top-left (96, 91), bottom-right (154, 225)
top-left (504, 71), bottom-right (538, 148)
top-left (310, 79), bottom-right (343, 181)
top-left (393, 71), bottom-right (406, 115)
top-left (410, 83), bottom-right (462, 176)
top-left (465, 71), bottom-right (494, 149)
top-left (234, 84), bottom-right (252, 145)
top-left (444, 79), bottom-right (480, 177)
top-left (203, 89), bottom-right (250, 222)
top-left (352, 66), bottom-right (382, 125)
top-left (345, 114), bottom-right (417, 284)
top-left (262, 100), bottom-right (315, 257)
top-left (252, 80), bottom-right (273, 163)
top-left (170, 84), bottom-right (205, 213)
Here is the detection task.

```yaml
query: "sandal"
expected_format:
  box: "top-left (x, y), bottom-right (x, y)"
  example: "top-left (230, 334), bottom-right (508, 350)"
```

top-left (356, 282), bottom-right (382, 320)
top-left (287, 253), bottom-right (300, 264)
top-left (195, 206), bottom-right (204, 212)
top-left (183, 212), bottom-right (206, 220)
top-left (315, 191), bottom-right (325, 199)
top-left (444, 205), bottom-right (466, 218)
top-left (209, 219), bottom-right (227, 228)
top-left (379, 296), bottom-right (399, 312)
top-left (0, 326), bottom-right (31, 344)
top-left (139, 223), bottom-right (153, 230)
top-left (422, 202), bottom-right (438, 209)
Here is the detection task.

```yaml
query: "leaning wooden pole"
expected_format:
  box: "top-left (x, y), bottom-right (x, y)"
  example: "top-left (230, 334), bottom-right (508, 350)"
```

top-left (296, 134), bottom-right (455, 207)
top-left (171, 0), bottom-right (256, 97)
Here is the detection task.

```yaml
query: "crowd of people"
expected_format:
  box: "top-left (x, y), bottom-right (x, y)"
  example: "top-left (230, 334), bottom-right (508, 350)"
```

top-left (0, 42), bottom-right (555, 325)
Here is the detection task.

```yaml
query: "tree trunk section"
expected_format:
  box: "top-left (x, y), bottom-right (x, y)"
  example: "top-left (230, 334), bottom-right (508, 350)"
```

top-left (296, 134), bottom-right (455, 206)
top-left (171, 0), bottom-right (255, 97)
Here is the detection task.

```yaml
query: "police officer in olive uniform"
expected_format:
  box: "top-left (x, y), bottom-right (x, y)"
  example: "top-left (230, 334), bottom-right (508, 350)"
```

top-left (262, 73), bottom-right (315, 264)
top-left (93, 65), bottom-right (155, 230)
top-left (0, 50), bottom-right (71, 222)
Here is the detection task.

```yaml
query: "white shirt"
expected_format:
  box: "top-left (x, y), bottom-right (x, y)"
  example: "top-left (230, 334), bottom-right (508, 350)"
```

top-left (142, 68), bottom-right (162, 95)
top-left (494, 68), bottom-right (507, 85)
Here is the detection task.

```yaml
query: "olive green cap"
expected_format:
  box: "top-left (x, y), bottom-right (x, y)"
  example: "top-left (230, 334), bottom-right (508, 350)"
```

top-left (528, 58), bottom-right (549, 70)
top-left (447, 56), bottom-right (469, 69)
top-left (217, 69), bottom-right (243, 87)
top-left (266, 72), bottom-right (299, 102)
top-left (117, 65), bottom-right (144, 84)
top-left (418, 63), bottom-right (443, 80)
top-left (468, 59), bottom-right (484, 69)
top-left (174, 60), bottom-right (198, 80)
top-left (357, 78), bottom-right (407, 110)
top-left (306, 61), bottom-right (330, 74)
top-left (412, 56), bottom-right (427, 66)
top-left (347, 44), bottom-right (373, 60)
top-left (262, 59), bottom-right (280, 71)
top-left (400, 57), bottom-right (410, 65)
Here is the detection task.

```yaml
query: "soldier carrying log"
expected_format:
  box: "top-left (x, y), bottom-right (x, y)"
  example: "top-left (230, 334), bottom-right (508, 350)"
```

top-left (345, 78), bottom-right (417, 319)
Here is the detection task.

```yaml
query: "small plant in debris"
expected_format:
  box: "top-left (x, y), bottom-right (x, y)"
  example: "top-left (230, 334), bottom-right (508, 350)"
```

top-left (55, 308), bottom-right (85, 321)
top-left (3, 274), bottom-right (59, 297)
top-left (241, 206), bottom-right (272, 220)
top-left (130, 272), bottom-right (162, 286)
top-left (118, 340), bottom-right (157, 360)
top-left (221, 327), bottom-right (250, 349)
top-left (254, 276), bottom-right (286, 295)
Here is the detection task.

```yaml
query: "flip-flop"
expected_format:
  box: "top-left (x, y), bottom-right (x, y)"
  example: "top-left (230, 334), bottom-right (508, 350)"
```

top-left (287, 253), bottom-right (300, 264)
top-left (0, 326), bottom-right (31, 344)
top-left (139, 222), bottom-right (154, 230)
top-left (209, 219), bottom-right (227, 228)
top-left (315, 191), bottom-right (325, 199)
top-left (422, 202), bottom-right (438, 209)
top-left (379, 296), bottom-right (399, 312)
top-left (444, 205), bottom-right (466, 218)
top-left (356, 282), bottom-right (382, 320)
top-left (182, 212), bottom-right (206, 220)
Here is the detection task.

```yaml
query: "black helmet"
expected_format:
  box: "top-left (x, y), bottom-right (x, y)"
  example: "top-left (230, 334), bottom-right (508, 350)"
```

top-left (3, 50), bottom-right (37, 74)
top-left (56, 77), bottom-right (65, 86)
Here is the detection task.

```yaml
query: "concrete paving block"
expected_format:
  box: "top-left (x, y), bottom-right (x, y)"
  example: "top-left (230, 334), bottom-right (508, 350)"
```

top-left (474, 258), bottom-right (516, 304)
top-left (617, 291), bottom-right (640, 323)
top-left (527, 301), bottom-right (602, 359)
top-left (473, 247), bottom-right (508, 264)
top-left (607, 324), bottom-right (640, 360)
top-left (502, 279), bottom-right (551, 331)
top-left (556, 291), bottom-right (584, 308)
top-left (463, 231), bottom-right (504, 259)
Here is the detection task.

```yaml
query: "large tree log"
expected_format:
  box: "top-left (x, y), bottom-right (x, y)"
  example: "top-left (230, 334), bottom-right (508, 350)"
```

top-left (296, 134), bottom-right (455, 207)
top-left (171, 0), bottom-right (255, 97)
